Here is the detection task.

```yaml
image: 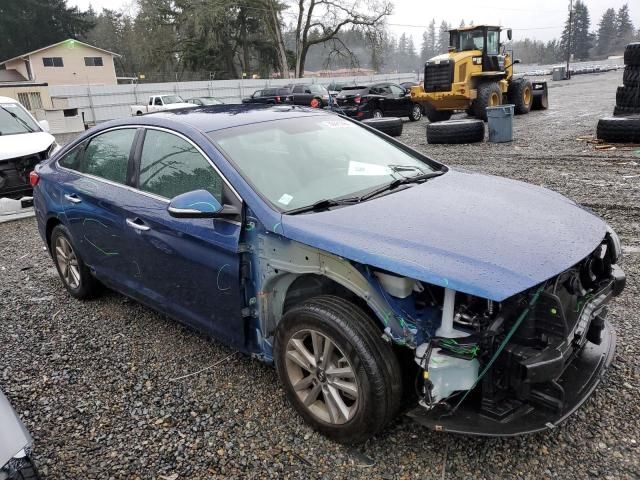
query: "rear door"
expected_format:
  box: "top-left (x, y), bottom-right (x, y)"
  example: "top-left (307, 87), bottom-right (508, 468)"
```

top-left (389, 84), bottom-right (412, 116)
top-left (121, 127), bottom-right (245, 345)
top-left (58, 127), bottom-right (141, 287)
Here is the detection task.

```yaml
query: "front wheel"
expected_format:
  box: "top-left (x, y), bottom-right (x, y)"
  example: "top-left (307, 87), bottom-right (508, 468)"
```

top-left (474, 81), bottom-right (502, 120)
top-left (371, 108), bottom-right (384, 119)
top-left (408, 103), bottom-right (422, 121)
top-left (274, 296), bottom-right (402, 444)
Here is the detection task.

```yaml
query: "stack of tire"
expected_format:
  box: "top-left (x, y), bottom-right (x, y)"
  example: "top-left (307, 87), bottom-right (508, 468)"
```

top-left (597, 42), bottom-right (640, 144)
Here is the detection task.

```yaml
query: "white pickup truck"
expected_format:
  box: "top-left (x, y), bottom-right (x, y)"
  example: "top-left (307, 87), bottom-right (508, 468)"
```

top-left (130, 95), bottom-right (194, 116)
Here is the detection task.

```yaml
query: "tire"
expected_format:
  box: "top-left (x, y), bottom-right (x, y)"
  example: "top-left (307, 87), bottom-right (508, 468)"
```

top-left (136, 111), bottom-right (143, 116)
top-left (362, 117), bottom-right (403, 137)
top-left (371, 108), bottom-right (384, 119)
top-left (623, 66), bottom-right (640, 87)
top-left (597, 116), bottom-right (640, 143)
top-left (11, 456), bottom-right (41, 480)
top-left (50, 224), bottom-right (99, 299)
top-left (426, 119), bottom-right (485, 144)
top-left (624, 42), bottom-right (640, 66)
top-left (616, 85), bottom-right (640, 108)
top-left (614, 105), bottom-right (640, 116)
top-left (423, 103), bottom-right (452, 122)
top-left (408, 103), bottom-right (422, 121)
top-left (508, 78), bottom-right (533, 114)
top-left (474, 82), bottom-right (502, 120)
top-left (274, 295), bottom-right (402, 444)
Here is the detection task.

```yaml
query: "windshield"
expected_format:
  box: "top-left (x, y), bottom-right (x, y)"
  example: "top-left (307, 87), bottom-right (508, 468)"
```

top-left (201, 97), bottom-right (223, 105)
top-left (210, 116), bottom-right (438, 212)
top-left (0, 103), bottom-right (40, 135)
top-left (163, 95), bottom-right (184, 104)
top-left (309, 85), bottom-right (327, 94)
top-left (459, 30), bottom-right (484, 51)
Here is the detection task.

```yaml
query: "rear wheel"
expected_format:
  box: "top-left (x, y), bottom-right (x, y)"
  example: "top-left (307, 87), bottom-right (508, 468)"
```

top-left (474, 81), bottom-right (502, 120)
top-left (423, 103), bottom-right (452, 122)
top-left (51, 224), bottom-right (99, 299)
top-left (274, 295), bottom-right (402, 444)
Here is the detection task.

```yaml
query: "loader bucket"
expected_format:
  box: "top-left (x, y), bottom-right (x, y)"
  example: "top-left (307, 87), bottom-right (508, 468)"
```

top-left (531, 81), bottom-right (549, 110)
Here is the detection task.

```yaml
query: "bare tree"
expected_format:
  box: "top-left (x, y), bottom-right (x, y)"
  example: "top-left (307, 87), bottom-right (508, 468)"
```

top-left (281, 0), bottom-right (392, 77)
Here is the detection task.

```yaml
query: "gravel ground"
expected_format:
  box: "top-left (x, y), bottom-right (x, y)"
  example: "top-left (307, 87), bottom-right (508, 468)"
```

top-left (1, 70), bottom-right (639, 479)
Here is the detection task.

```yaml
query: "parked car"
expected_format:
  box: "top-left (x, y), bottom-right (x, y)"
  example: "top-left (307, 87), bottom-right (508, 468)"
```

top-left (400, 81), bottom-right (420, 90)
top-left (1, 389), bottom-right (40, 479)
top-left (33, 105), bottom-right (624, 444)
top-left (130, 95), bottom-right (194, 116)
top-left (285, 84), bottom-right (329, 108)
top-left (334, 83), bottom-right (423, 121)
top-left (242, 88), bottom-right (290, 104)
top-left (0, 96), bottom-right (58, 199)
top-left (186, 97), bottom-right (225, 106)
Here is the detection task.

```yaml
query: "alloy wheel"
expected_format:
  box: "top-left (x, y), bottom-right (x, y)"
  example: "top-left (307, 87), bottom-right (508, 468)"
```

top-left (55, 236), bottom-right (81, 289)
top-left (373, 110), bottom-right (383, 118)
top-left (284, 329), bottom-right (359, 425)
top-left (412, 104), bottom-right (422, 120)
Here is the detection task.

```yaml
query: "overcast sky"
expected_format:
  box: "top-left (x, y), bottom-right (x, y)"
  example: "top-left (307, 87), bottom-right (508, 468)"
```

top-left (68, 0), bottom-right (639, 43)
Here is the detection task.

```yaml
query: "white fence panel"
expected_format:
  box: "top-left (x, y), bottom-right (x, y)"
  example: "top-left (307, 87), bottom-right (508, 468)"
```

top-left (49, 73), bottom-right (418, 125)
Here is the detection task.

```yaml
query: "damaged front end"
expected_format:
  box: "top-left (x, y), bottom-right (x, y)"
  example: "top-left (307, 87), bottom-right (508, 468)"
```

top-left (378, 231), bottom-right (625, 436)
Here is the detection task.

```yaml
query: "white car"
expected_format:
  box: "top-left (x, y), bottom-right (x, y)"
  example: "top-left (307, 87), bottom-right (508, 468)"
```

top-left (0, 96), bottom-right (57, 199)
top-left (130, 95), bottom-right (195, 116)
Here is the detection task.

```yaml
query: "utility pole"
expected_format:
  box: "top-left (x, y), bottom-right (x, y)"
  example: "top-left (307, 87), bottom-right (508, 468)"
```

top-left (566, 0), bottom-right (573, 79)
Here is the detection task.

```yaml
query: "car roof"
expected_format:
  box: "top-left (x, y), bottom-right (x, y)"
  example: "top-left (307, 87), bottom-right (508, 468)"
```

top-left (98, 104), bottom-right (332, 134)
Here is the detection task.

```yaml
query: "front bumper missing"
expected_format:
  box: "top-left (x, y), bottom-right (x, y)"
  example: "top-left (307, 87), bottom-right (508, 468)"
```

top-left (407, 320), bottom-right (616, 436)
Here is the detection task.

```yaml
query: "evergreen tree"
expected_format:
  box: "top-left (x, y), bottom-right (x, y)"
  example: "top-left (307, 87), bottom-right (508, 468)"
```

top-left (596, 8), bottom-right (617, 56)
top-left (560, 0), bottom-right (592, 61)
top-left (0, 0), bottom-right (94, 61)
top-left (615, 4), bottom-right (635, 51)
top-left (437, 21), bottom-right (450, 53)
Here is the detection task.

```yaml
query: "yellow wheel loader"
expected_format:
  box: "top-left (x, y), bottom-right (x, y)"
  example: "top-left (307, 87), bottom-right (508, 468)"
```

top-left (410, 25), bottom-right (548, 122)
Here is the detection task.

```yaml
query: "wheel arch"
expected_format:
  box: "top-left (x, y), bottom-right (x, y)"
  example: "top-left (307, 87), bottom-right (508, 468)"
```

top-left (45, 216), bottom-right (63, 251)
top-left (256, 235), bottom-right (405, 344)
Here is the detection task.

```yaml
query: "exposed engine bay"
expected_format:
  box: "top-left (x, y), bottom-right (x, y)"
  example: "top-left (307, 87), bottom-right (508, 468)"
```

top-left (373, 230), bottom-right (625, 435)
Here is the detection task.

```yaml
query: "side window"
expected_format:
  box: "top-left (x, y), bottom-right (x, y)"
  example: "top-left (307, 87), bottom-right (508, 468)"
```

top-left (81, 129), bottom-right (136, 184)
top-left (154, 97), bottom-right (163, 106)
top-left (138, 129), bottom-right (223, 201)
top-left (253, 90), bottom-right (262, 98)
top-left (389, 85), bottom-right (405, 96)
top-left (58, 142), bottom-right (85, 171)
top-left (304, 87), bottom-right (312, 94)
top-left (293, 85), bottom-right (303, 93)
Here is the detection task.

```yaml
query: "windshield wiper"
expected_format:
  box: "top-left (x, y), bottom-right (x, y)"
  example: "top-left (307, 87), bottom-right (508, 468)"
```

top-left (357, 170), bottom-right (445, 202)
top-left (286, 197), bottom-right (359, 215)
top-left (0, 105), bottom-right (34, 133)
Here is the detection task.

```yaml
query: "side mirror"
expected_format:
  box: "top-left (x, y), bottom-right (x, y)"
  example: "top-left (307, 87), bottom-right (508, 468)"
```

top-left (507, 29), bottom-right (512, 41)
top-left (168, 189), bottom-right (224, 218)
top-left (38, 120), bottom-right (50, 132)
top-left (513, 59), bottom-right (521, 64)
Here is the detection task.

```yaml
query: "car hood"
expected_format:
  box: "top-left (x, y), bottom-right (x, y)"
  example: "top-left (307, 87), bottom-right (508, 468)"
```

top-left (280, 169), bottom-right (607, 301)
top-left (0, 390), bottom-right (31, 467)
top-left (0, 131), bottom-right (54, 161)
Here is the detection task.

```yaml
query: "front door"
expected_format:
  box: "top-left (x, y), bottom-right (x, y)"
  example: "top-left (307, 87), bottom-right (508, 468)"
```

top-left (121, 127), bottom-right (245, 346)
top-left (389, 84), bottom-right (411, 116)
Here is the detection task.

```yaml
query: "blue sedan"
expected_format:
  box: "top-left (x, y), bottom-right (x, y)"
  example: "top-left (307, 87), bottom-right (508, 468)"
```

top-left (32, 105), bottom-right (625, 443)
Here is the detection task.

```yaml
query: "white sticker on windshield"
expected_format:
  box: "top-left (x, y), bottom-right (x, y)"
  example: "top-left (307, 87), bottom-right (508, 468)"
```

top-left (321, 120), bottom-right (355, 129)
top-left (2, 104), bottom-right (18, 108)
top-left (278, 193), bottom-right (294, 205)
top-left (348, 161), bottom-right (391, 176)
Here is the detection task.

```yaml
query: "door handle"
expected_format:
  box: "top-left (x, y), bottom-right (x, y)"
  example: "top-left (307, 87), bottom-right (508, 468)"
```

top-left (126, 218), bottom-right (151, 231)
top-left (64, 193), bottom-right (82, 204)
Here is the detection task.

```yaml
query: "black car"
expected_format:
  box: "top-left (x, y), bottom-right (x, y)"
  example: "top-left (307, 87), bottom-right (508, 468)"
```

top-left (285, 84), bottom-right (329, 108)
top-left (334, 82), bottom-right (422, 121)
top-left (242, 88), bottom-right (290, 105)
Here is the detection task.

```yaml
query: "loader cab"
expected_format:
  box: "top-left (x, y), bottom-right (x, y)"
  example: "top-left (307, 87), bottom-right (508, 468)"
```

top-left (449, 26), bottom-right (510, 72)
